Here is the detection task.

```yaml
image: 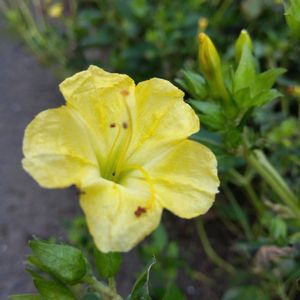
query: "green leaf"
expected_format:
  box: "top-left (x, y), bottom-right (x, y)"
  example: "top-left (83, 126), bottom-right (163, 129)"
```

top-left (151, 224), bottom-right (168, 252)
top-left (94, 249), bottom-right (122, 278)
top-left (252, 89), bottom-right (282, 106)
top-left (162, 284), bottom-right (185, 300)
top-left (222, 286), bottom-right (269, 300)
top-left (182, 70), bottom-right (208, 99)
top-left (234, 46), bottom-right (256, 93)
top-left (29, 240), bottom-right (87, 284)
top-left (234, 87), bottom-right (251, 106)
top-left (34, 279), bottom-right (76, 300)
top-left (9, 295), bottom-right (42, 300)
top-left (127, 257), bottom-right (156, 300)
top-left (270, 217), bottom-right (287, 241)
top-left (253, 68), bottom-right (286, 92)
top-left (189, 99), bottom-right (225, 129)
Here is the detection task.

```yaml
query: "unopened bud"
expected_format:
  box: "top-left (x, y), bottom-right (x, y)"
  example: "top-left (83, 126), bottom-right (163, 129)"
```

top-left (198, 33), bottom-right (229, 102)
top-left (235, 29), bottom-right (253, 62)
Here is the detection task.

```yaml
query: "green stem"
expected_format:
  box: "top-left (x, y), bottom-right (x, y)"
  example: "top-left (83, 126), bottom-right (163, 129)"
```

top-left (223, 183), bottom-right (253, 240)
top-left (229, 169), bottom-right (264, 215)
top-left (247, 149), bottom-right (300, 218)
top-left (108, 277), bottom-right (117, 293)
top-left (195, 218), bottom-right (235, 274)
top-left (82, 276), bottom-right (123, 300)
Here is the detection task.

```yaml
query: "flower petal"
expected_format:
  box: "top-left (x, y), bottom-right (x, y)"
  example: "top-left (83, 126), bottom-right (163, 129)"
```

top-left (23, 106), bottom-right (98, 188)
top-left (80, 179), bottom-right (162, 252)
top-left (127, 78), bottom-right (199, 164)
top-left (147, 140), bottom-right (219, 218)
top-left (59, 66), bottom-right (136, 161)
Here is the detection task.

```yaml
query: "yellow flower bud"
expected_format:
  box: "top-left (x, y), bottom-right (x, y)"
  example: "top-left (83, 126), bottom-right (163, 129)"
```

top-left (235, 29), bottom-right (253, 62)
top-left (48, 3), bottom-right (64, 18)
top-left (198, 33), bottom-right (229, 102)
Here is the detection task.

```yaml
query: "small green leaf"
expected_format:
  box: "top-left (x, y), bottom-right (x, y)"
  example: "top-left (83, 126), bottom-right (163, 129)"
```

top-left (34, 279), bottom-right (76, 300)
top-left (94, 248), bottom-right (122, 278)
top-left (127, 257), bottom-right (156, 300)
top-left (182, 70), bottom-right (208, 99)
top-left (252, 89), bottom-right (282, 107)
top-left (234, 46), bottom-right (256, 93)
top-left (9, 295), bottom-right (42, 300)
top-left (29, 240), bottom-right (87, 284)
top-left (270, 217), bottom-right (287, 241)
top-left (254, 68), bottom-right (286, 92)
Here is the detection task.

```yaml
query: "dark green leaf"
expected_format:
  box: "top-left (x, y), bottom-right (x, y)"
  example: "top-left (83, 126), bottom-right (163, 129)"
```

top-left (29, 240), bottom-right (87, 284)
top-left (127, 257), bottom-right (156, 300)
top-left (94, 249), bottom-right (122, 278)
top-left (34, 279), bottom-right (76, 300)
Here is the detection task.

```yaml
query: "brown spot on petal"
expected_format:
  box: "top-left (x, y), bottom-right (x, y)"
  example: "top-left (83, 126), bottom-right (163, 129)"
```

top-left (134, 206), bottom-right (147, 217)
top-left (122, 122), bottom-right (128, 129)
top-left (121, 90), bottom-right (129, 96)
top-left (110, 123), bottom-right (116, 128)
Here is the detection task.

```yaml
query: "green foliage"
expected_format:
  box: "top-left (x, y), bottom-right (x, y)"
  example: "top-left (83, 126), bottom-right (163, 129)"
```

top-left (285, 0), bottom-right (300, 38)
top-left (29, 239), bottom-right (87, 284)
top-left (94, 248), bottom-right (123, 278)
top-left (127, 257), bottom-right (156, 300)
top-left (33, 279), bottom-right (76, 300)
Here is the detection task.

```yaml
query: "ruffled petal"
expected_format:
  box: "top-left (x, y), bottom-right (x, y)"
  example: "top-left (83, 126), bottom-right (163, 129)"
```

top-left (147, 140), bottom-right (219, 218)
top-left (126, 78), bottom-right (199, 165)
top-left (23, 106), bottom-right (98, 188)
top-left (80, 178), bottom-right (162, 252)
top-left (59, 66), bottom-right (136, 162)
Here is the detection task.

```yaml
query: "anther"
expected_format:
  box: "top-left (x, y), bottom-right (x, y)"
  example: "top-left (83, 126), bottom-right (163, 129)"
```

top-left (122, 122), bottom-right (128, 129)
top-left (112, 172), bottom-right (115, 176)
top-left (134, 206), bottom-right (147, 217)
top-left (110, 123), bottom-right (116, 128)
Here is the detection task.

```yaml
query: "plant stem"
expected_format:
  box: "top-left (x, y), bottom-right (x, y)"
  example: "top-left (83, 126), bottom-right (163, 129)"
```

top-left (223, 183), bottom-right (253, 240)
top-left (247, 149), bottom-right (300, 218)
top-left (83, 276), bottom-right (123, 300)
top-left (229, 169), bottom-right (264, 215)
top-left (195, 218), bottom-right (235, 274)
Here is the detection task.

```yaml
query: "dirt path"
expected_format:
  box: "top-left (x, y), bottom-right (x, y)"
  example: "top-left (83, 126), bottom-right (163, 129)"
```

top-left (0, 24), bottom-right (80, 298)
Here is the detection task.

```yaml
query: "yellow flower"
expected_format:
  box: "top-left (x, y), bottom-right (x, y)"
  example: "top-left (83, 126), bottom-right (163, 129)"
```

top-left (22, 66), bottom-right (219, 252)
top-left (48, 3), bottom-right (64, 18)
